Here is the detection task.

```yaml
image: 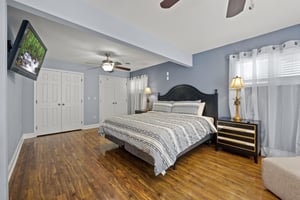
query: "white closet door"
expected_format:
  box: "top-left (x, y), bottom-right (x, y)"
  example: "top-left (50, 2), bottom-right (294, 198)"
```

top-left (113, 76), bottom-right (128, 116)
top-left (99, 76), bottom-right (115, 123)
top-left (36, 69), bottom-right (62, 134)
top-left (61, 72), bottom-right (83, 131)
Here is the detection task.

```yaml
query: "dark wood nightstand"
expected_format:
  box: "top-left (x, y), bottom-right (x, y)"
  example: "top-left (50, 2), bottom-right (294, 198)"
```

top-left (216, 117), bottom-right (261, 163)
top-left (135, 110), bottom-right (147, 114)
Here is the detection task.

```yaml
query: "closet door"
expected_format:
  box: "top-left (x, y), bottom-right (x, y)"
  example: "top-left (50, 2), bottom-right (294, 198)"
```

top-left (35, 69), bottom-right (84, 135)
top-left (99, 76), bottom-right (115, 123)
top-left (61, 72), bottom-right (83, 131)
top-left (36, 69), bottom-right (62, 134)
top-left (99, 75), bottom-right (128, 123)
top-left (113, 76), bottom-right (128, 116)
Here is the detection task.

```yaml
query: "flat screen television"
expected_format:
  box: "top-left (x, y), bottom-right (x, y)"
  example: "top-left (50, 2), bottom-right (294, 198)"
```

top-left (8, 20), bottom-right (47, 80)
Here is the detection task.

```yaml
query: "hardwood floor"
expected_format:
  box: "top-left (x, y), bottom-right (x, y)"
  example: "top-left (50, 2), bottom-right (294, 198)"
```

top-left (9, 129), bottom-right (278, 200)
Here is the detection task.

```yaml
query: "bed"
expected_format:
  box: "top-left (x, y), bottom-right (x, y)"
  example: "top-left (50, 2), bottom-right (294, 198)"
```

top-left (99, 84), bottom-right (218, 176)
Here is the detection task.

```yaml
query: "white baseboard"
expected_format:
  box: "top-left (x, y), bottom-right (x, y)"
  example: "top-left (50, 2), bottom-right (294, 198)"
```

top-left (8, 135), bottom-right (24, 181)
top-left (8, 132), bottom-right (36, 181)
top-left (82, 123), bottom-right (99, 130)
top-left (23, 132), bottom-right (37, 139)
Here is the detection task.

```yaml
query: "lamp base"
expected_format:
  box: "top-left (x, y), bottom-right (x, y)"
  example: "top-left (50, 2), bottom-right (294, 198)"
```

top-left (233, 116), bottom-right (242, 122)
top-left (233, 90), bottom-right (242, 122)
top-left (145, 97), bottom-right (150, 112)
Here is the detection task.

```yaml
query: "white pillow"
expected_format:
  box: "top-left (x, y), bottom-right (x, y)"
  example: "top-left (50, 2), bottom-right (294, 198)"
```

top-left (197, 102), bottom-right (205, 116)
top-left (152, 102), bottom-right (173, 112)
top-left (172, 101), bottom-right (205, 116)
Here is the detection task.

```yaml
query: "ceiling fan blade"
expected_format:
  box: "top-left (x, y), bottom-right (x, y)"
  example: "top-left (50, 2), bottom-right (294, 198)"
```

top-left (160, 0), bottom-right (179, 9)
top-left (114, 61), bottom-right (122, 66)
top-left (87, 66), bottom-right (100, 71)
top-left (115, 65), bottom-right (131, 71)
top-left (226, 0), bottom-right (246, 18)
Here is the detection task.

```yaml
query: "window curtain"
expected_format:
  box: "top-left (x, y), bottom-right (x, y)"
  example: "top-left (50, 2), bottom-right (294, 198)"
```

top-left (229, 40), bottom-right (300, 157)
top-left (127, 74), bottom-right (148, 114)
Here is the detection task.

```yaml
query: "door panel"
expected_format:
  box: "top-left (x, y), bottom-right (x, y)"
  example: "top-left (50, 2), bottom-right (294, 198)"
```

top-left (99, 76), bottom-right (115, 123)
top-left (61, 72), bottom-right (83, 131)
top-left (99, 75), bottom-right (128, 123)
top-left (113, 77), bottom-right (128, 116)
top-left (36, 69), bottom-right (62, 134)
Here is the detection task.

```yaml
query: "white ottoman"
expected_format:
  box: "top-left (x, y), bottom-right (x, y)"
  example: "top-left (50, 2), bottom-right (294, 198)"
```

top-left (262, 156), bottom-right (300, 200)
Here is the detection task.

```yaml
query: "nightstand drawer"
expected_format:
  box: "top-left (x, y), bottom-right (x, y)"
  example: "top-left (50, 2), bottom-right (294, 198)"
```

top-left (217, 125), bottom-right (255, 134)
top-left (218, 132), bottom-right (254, 143)
top-left (218, 136), bottom-right (255, 151)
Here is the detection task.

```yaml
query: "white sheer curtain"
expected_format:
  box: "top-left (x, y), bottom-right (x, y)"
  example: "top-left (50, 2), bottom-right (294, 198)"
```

top-left (229, 40), bottom-right (300, 157)
top-left (127, 74), bottom-right (148, 114)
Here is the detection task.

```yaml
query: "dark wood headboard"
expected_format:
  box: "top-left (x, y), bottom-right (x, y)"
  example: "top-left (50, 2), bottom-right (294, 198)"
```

top-left (158, 84), bottom-right (218, 125)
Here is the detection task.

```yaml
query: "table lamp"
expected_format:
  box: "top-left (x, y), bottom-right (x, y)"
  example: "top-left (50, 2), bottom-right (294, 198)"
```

top-left (229, 76), bottom-right (245, 121)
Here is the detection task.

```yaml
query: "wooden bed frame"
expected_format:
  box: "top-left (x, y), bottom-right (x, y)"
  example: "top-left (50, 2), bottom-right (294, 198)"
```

top-left (105, 84), bottom-right (218, 171)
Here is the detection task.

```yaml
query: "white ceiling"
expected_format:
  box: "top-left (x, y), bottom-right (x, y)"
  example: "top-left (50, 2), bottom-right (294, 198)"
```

top-left (7, 0), bottom-right (300, 72)
top-left (88, 0), bottom-right (300, 53)
top-left (7, 6), bottom-right (169, 72)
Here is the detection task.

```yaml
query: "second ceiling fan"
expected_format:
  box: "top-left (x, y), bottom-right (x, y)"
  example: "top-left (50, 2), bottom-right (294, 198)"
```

top-left (160, 0), bottom-right (248, 18)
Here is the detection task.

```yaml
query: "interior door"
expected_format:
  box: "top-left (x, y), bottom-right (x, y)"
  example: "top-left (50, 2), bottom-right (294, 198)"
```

top-left (36, 69), bottom-right (62, 134)
top-left (113, 76), bottom-right (128, 116)
top-left (61, 72), bottom-right (83, 131)
top-left (99, 75), bottom-right (115, 123)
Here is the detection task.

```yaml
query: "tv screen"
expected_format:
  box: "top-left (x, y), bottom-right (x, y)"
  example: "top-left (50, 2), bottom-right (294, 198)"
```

top-left (8, 20), bottom-right (47, 80)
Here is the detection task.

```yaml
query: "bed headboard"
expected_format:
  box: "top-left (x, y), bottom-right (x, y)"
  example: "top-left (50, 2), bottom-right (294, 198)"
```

top-left (158, 84), bottom-right (218, 125)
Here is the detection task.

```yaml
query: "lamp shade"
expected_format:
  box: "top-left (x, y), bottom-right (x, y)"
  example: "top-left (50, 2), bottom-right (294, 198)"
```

top-left (230, 76), bottom-right (245, 89)
top-left (144, 87), bottom-right (152, 95)
top-left (102, 62), bottom-right (114, 72)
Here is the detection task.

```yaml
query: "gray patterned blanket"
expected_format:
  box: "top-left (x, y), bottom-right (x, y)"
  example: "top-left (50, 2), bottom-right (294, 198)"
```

top-left (99, 112), bottom-right (217, 176)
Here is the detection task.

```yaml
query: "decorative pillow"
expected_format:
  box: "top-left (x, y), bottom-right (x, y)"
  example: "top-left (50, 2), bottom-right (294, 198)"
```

top-left (172, 101), bottom-right (205, 116)
top-left (152, 102), bottom-right (173, 112)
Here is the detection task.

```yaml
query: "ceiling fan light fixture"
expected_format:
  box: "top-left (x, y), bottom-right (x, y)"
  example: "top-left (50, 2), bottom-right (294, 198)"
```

top-left (102, 62), bottom-right (114, 72)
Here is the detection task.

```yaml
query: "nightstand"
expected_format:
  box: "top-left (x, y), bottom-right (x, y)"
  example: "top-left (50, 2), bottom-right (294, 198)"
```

top-left (216, 117), bottom-right (261, 163)
top-left (135, 110), bottom-right (147, 114)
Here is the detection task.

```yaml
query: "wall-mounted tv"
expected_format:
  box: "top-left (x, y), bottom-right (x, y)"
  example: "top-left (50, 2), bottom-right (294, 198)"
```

top-left (8, 20), bottom-right (47, 80)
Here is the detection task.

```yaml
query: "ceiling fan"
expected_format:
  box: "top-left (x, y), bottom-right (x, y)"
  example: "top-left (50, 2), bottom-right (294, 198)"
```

top-left (160, 0), bottom-right (250, 18)
top-left (98, 53), bottom-right (131, 72)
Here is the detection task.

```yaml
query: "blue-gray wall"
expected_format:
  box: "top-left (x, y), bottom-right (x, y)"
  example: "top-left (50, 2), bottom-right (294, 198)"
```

top-left (131, 24), bottom-right (300, 117)
top-left (7, 72), bottom-right (24, 163)
top-left (0, 2), bottom-right (8, 199)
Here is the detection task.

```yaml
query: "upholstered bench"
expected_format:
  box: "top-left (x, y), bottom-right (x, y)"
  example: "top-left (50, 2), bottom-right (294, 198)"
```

top-left (262, 156), bottom-right (300, 200)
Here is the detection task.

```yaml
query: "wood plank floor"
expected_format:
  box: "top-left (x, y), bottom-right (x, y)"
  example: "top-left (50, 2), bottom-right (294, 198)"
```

top-left (9, 129), bottom-right (278, 200)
